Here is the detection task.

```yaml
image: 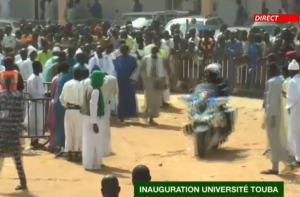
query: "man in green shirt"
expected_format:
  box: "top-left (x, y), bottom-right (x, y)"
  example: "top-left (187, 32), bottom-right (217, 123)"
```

top-left (42, 47), bottom-right (61, 82)
top-left (37, 38), bottom-right (52, 67)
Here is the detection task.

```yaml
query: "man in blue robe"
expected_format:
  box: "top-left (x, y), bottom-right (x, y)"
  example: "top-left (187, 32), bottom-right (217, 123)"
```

top-left (54, 62), bottom-right (71, 152)
top-left (114, 45), bottom-right (137, 122)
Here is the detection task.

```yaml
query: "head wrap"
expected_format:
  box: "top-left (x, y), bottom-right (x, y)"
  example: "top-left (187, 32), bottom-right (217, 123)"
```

top-left (52, 56), bottom-right (59, 63)
top-left (94, 26), bottom-right (102, 34)
top-left (3, 56), bottom-right (13, 62)
top-left (75, 48), bottom-right (83, 55)
top-left (90, 70), bottom-right (105, 117)
top-left (286, 51), bottom-right (297, 57)
top-left (52, 46), bottom-right (61, 52)
top-left (83, 26), bottom-right (90, 33)
top-left (288, 59), bottom-right (299, 70)
top-left (27, 45), bottom-right (37, 56)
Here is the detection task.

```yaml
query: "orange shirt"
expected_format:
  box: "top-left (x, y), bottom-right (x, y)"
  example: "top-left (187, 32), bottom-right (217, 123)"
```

top-left (20, 34), bottom-right (32, 43)
top-left (0, 70), bottom-right (18, 91)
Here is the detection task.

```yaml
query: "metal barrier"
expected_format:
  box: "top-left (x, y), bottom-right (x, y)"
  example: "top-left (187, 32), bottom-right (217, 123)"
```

top-left (167, 52), bottom-right (266, 97)
top-left (23, 81), bottom-right (52, 92)
top-left (168, 52), bottom-right (205, 91)
top-left (21, 81), bottom-right (52, 145)
top-left (21, 96), bottom-right (51, 140)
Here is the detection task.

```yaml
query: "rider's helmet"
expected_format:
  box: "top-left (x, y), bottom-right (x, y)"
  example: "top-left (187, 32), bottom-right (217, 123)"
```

top-left (205, 63), bottom-right (221, 73)
top-left (204, 63), bottom-right (222, 85)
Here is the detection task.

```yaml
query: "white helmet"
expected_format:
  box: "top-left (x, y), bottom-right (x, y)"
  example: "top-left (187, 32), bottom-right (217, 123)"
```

top-left (205, 63), bottom-right (221, 75)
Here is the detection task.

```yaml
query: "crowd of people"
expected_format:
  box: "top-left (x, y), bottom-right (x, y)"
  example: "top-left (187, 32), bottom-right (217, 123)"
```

top-left (261, 52), bottom-right (300, 175)
top-left (0, 19), bottom-right (172, 191)
top-left (0, 17), bottom-right (300, 192)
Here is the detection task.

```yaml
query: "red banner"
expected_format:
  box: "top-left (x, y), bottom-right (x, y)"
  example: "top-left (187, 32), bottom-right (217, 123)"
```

top-left (254, 14), bottom-right (299, 22)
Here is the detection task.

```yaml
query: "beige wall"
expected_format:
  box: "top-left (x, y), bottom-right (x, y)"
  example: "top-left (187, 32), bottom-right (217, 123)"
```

top-left (201, 0), bottom-right (214, 15)
top-left (58, 0), bottom-right (67, 23)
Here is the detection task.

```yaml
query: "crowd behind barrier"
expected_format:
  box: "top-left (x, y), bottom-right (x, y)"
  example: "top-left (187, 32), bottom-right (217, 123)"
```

top-left (165, 51), bottom-right (267, 97)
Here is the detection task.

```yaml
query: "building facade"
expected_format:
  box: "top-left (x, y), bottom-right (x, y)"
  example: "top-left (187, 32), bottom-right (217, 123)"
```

top-left (7, 0), bottom-right (298, 26)
top-left (8, 0), bottom-right (202, 23)
top-left (204, 0), bottom-right (294, 26)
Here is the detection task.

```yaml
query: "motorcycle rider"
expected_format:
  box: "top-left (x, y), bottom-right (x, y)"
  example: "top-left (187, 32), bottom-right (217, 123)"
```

top-left (185, 63), bottom-right (233, 157)
top-left (202, 63), bottom-right (231, 132)
top-left (196, 63), bottom-right (229, 97)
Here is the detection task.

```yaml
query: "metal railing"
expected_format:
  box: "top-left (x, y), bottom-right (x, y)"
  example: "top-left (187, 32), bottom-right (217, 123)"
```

top-left (21, 82), bottom-right (52, 144)
top-left (22, 96), bottom-right (51, 138)
top-left (166, 52), bottom-right (267, 97)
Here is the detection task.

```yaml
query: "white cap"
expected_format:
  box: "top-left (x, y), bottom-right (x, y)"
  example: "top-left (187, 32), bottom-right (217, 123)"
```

top-left (75, 48), bottom-right (83, 55)
top-left (288, 60), bottom-right (299, 71)
top-left (52, 47), bottom-right (61, 52)
top-left (205, 63), bottom-right (221, 74)
top-left (27, 45), bottom-right (37, 56)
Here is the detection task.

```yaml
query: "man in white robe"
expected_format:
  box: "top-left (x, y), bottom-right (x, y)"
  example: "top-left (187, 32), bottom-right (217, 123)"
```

top-left (102, 45), bottom-right (116, 76)
top-left (103, 44), bottom-right (118, 112)
top-left (15, 48), bottom-right (28, 71)
top-left (286, 60), bottom-right (300, 167)
top-left (59, 68), bottom-right (83, 161)
top-left (88, 46), bottom-right (105, 74)
top-left (101, 74), bottom-right (118, 157)
top-left (81, 71), bottom-right (105, 170)
top-left (24, 61), bottom-right (45, 147)
top-left (145, 41), bottom-right (170, 107)
top-left (261, 62), bottom-right (290, 175)
top-left (131, 46), bottom-right (166, 125)
top-left (20, 46), bottom-right (36, 80)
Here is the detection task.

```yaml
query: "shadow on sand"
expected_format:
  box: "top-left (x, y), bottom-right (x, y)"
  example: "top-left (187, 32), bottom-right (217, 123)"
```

top-left (160, 104), bottom-right (183, 114)
top-left (0, 191), bottom-right (38, 197)
top-left (200, 148), bottom-right (248, 162)
top-left (85, 165), bottom-right (131, 178)
top-left (278, 174), bottom-right (300, 185)
top-left (111, 118), bottom-right (182, 131)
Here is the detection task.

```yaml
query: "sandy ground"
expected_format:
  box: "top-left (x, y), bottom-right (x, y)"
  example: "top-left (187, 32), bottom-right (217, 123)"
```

top-left (0, 94), bottom-right (300, 197)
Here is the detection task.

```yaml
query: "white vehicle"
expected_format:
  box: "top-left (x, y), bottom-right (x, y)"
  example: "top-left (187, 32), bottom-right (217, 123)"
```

top-left (164, 15), bottom-right (224, 36)
top-left (113, 10), bottom-right (190, 31)
top-left (0, 19), bottom-right (20, 33)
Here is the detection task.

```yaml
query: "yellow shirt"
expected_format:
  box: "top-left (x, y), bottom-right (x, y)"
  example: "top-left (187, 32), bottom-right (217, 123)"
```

top-left (93, 36), bottom-right (105, 45)
top-left (37, 50), bottom-right (52, 67)
top-left (125, 36), bottom-right (134, 50)
top-left (159, 49), bottom-right (165, 58)
top-left (144, 44), bottom-right (165, 58)
top-left (282, 77), bottom-right (291, 93)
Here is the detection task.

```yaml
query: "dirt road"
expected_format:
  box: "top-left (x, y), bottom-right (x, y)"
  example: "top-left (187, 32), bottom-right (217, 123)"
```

top-left (0, 95), bottom-right (299, 197)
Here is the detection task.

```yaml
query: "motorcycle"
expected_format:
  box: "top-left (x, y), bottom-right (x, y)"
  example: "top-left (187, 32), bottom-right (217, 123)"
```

top-left (179, 82), bottom-right (237, 158)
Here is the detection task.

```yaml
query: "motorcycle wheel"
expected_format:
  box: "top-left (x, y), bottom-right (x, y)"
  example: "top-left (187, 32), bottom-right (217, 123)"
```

top-left (195, 131), bottom-right (207, 158)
